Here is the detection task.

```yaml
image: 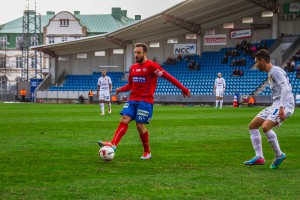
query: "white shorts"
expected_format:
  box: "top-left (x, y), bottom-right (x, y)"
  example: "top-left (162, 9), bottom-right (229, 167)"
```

top-left (216, 90), bottom-right (224, 98)
top-left (256, 101), bottom-right (294, 125)
top-left (99, 91), bottom-right (110, 101)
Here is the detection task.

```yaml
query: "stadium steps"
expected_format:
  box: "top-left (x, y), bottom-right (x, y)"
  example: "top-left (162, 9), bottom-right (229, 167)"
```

top-left (254, 80), bottom-right (268, 95)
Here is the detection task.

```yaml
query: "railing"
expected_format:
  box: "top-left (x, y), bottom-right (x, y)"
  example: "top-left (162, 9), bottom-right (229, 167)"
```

top-left (0, 83), bottom-right (17, 101)
top-left (282, 36), bottom-right (300, 62)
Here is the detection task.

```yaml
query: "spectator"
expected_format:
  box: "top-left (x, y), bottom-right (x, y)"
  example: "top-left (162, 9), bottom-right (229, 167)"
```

top-left (296, 64), bottom-right (300, 79)
top-left (194, 63), bottom-right (200, 71)
top-left (184, 55), bottom-right (191, 62)
top-left (222, 55), bottom-right (228, 64)
top-left (236, 42), bottom-right (241, 50)
top-left (250, 45), bottom-right (257, 54)
top-left (188, 62), bottom-right (194, 71)
top-left (177, 54), bottom-right (182, 62)
top-left (78, 95), bottom-right (84, 104)
top-left (20, 88), bottom-right (27, 102)
top-left (88, 90), bottom-right (93, 104)
top-left (232, 69), bottom-right (239, 76)
top-left (231, 59), bottom-right (236, 66)
top-left (248, 96), bottom-right (255, 107)
top-left (262, 41), bottom-right (268, 50)
top-left (239, 69), bottom-right (244, 76)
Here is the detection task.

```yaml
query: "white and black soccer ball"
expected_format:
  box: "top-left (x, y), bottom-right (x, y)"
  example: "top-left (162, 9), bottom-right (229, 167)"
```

top-left (99, 146), bottom-right (115, 161)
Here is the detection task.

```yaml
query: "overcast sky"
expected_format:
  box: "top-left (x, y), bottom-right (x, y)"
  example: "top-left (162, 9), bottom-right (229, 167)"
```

top-left (0, 0), bottom-right (184, 24)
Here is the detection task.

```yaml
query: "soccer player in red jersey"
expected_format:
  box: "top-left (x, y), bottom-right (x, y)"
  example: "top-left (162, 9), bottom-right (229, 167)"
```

top-left (98, 43), bottom-right (191, 159)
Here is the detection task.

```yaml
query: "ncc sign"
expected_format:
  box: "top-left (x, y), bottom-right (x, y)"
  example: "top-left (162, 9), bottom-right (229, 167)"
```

top-left (174, 44), bottom-right (196, 54)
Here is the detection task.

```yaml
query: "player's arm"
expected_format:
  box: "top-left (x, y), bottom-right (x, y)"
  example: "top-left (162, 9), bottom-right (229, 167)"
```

top-left (273, 71), bottom-right (289, 120)
top-left (96, 85), bottom-right (100, 97)
top-left (213, 80), bottom-right (216, 93)
top-left (109, 78), bottom-right (113, 93)
top-left (117, 70), bottom-right (132, 95)
top-left (278, 81), bottom-right (290, 120)
top-left (154, 64), bottom-right (190, 97)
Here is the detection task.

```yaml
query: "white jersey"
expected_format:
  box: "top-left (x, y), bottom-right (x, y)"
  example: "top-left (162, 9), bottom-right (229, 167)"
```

top-left (268, 65), bottom-right (294, 105)
top-left (214, 77), bottom-right (226, 91)
top-left (97, 76), bottom-right (112, 92)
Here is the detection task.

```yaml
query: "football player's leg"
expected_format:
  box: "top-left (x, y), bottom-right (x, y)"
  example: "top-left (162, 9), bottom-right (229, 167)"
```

top-left (215, 94), bottom-right (219, 108)
top-left (244, 117), bottom-right (265, 165)
top-left (99, 93), bottom-right (105, 115)
top-left (135, 102), bottom-right (153, 159)
top-left (137, 123), bottom-right (150, 154)
top-left (111, 115), bottom-right (131, 146)
top-left (249, 117), bottom-right (265, 157)
top-left (219, 96), bottom-right (223, 108)
top-left (262, 120), bottom-right (284, 160)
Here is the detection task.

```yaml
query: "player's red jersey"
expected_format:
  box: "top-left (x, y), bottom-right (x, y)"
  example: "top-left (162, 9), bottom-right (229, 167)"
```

top-left (119, 59), bottom-right (188, 104)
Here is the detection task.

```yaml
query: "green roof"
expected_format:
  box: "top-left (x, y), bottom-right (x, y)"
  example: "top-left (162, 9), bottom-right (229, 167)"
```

top-left (0, 13), bottom-right (138, 34)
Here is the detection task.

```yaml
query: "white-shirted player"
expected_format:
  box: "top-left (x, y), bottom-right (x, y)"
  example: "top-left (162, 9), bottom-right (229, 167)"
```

top-left (97, 70), bottom-right (112, 115)
top-left (213, 72), bottom-right (226, 109)
top-left (244, 49), bottom-right (295, 169)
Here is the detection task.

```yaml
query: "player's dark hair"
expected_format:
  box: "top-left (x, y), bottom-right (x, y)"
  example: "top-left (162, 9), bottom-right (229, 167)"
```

top-left (255, 49), bottom-right (270, 63)
top-left (135, 43), bottom-right (148, 53)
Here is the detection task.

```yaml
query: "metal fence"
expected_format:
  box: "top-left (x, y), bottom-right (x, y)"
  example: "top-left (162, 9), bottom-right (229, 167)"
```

top-left (0, 83), bottom-right (17, 101)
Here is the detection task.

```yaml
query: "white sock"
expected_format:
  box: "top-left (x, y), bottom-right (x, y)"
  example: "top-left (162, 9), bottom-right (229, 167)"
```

top-left (108, 103), bottom-right (111, 109)
top-left (265, 129), bottom-right (282, 158)
top-left (249, 129), bottom-right (263, 158)
top-left (220, 100), bottom-right (223, 108)
top-left (100, 103), bottom-right (104, 113)
top-left (215, 100), bottom-right (219, 107)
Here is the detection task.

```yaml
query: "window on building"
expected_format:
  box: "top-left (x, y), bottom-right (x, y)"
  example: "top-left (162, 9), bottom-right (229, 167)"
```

top-left (149, 42), bottom-right (160, 47)
top-left (262, 11), bottom-right (273, 17)
top-left (31, 37), bottom-right (39, 46)
top-left (62, 36), bottom-right (68, 42)
top-left (16, 37), bottom-right (23, 49)
top-left (223, 23), bottom-right (234, 29)
top-left (95, 51), bottom-right (105, 56)
top-left (186, 34), bottom-right (197, 40)
top-left (58, 56), bottom-right (69, 61)
top-left (60, 19), bottom-right (69, 27)
top-left (30, 58), bottom-right (36, 68)
top-left (242, 17), bottom-right (253, 23)
top-left (48, 37), bottom-right (55, 44)
top-left (113, 49), bottom-right (124, 54)
top-left (167, 38), bottom-right (178, 44)
top-left (0, 36), bottom-right (8, 47)
top-left (76, 53), bottom-right (87, 59)
top-left (205, 29), bottom-right (215, 35)
top-left (16, 57), bottom-right (22, 68)
top-left (0, 56), bottom-right (5, 68)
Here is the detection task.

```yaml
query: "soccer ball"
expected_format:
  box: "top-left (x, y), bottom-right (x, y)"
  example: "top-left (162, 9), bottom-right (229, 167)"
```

top-left (99, 146), bottom-right (115, 161)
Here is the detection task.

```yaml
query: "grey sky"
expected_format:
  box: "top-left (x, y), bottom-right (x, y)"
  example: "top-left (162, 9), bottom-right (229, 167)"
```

top-left (0, 0), bottom-right (184, 24)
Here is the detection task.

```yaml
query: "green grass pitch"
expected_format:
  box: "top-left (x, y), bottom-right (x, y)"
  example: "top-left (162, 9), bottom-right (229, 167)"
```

top-left (0, 103), bottom-right (299, 199)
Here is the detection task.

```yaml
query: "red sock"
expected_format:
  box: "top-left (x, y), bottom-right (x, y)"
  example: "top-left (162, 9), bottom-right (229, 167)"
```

top-left (111, 122), bottom-right (128, 146)
top-left (139, 131), bottom-right (150, 153)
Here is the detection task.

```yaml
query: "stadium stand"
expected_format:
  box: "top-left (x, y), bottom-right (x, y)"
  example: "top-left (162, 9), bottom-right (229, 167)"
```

top-left (47, 39), bottom-right (300, 97)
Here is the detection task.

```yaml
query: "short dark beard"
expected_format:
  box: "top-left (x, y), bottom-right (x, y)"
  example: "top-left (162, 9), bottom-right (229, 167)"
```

top-left (136, 57), bottom-right (144, 63)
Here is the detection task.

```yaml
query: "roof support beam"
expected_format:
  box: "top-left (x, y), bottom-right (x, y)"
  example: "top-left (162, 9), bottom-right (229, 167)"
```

top-left (247, 0), bottom-right (279, 13)
top-left (163, 14), bottom-right (201, 34)
top-left (105, 36), bottom-right (127, 48)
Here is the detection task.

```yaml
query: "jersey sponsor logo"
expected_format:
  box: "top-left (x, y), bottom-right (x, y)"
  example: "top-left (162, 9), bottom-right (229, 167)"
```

top-left (133, 76), bottom-right (146, 83)
top-left (123, 103), bottom-right (129, 108)
top-left (154, 69), bottom-right (163, 77)
top-left (137, 109), bottom-right (149, 117)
